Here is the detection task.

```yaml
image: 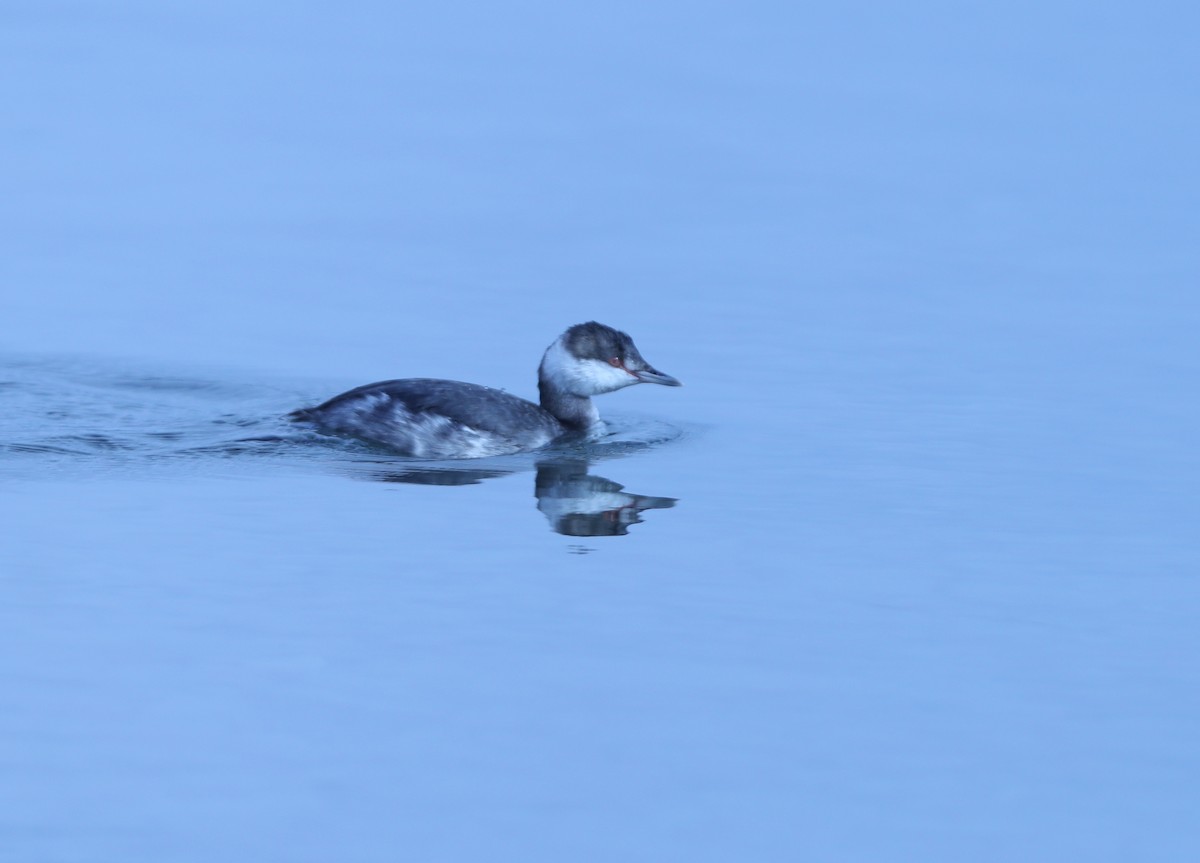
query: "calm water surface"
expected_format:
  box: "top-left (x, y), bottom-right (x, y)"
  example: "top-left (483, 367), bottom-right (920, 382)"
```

top-left (2, 2), bottom-right (1198, 861)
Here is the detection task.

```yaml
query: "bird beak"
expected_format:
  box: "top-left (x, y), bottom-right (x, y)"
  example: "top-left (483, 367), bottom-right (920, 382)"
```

top-left (632, 366), bottom-right (682, 387)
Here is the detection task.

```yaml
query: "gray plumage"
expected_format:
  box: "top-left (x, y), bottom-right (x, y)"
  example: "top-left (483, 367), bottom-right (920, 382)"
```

top-left (290, 322), bottom-right (680, 459)
top-left (290, 379), bottom-right (563, 458)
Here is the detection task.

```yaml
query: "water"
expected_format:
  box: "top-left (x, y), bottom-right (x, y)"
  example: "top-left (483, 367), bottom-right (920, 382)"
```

top-left (3, 2), bottom-right (1199, 861)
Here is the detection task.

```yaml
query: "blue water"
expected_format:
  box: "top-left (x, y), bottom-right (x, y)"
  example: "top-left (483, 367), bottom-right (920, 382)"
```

top-left (3, 2), bottom-right (1199, 860)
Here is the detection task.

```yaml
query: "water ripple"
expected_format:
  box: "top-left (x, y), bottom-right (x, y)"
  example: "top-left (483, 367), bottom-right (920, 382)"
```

top-left (0, 354), bottom-right (691, 482)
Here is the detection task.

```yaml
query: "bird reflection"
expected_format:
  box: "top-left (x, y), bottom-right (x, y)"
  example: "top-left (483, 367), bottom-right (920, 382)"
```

top-left (534, 460), bottom-right (675, 536)
top-left (366, 457), bottom-right (676, 536)
top-left (374, 467), bottom-right (511, 486)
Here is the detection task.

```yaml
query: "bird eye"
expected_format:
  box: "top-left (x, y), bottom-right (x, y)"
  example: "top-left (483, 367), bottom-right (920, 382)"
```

top-left (608, 357), bottom-right (622, 367)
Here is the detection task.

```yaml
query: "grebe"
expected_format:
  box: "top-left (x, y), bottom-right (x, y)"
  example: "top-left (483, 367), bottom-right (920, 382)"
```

top-left (289, 322), bottom-right (681, 458)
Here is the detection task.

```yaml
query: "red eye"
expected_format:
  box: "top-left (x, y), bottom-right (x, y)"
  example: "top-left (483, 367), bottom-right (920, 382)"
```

top-left (608, 357), bottom-right (622, 367)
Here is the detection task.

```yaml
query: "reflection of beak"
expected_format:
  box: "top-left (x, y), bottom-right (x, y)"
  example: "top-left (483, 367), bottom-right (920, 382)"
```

top-left (632, 366), bottom-right (682, 387)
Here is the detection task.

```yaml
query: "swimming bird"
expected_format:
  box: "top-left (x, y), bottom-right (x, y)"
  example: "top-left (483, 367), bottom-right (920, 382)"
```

top-left (289, 321), bottom-right (681, 458)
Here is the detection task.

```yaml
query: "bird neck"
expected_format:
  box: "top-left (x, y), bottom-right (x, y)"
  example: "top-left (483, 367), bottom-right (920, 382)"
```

top-left (538, 376), bottom-right (599, 430)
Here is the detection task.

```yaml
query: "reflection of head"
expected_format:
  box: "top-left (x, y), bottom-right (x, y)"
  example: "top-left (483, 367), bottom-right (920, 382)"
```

top-left (536, 460), bottom-right (676, 538)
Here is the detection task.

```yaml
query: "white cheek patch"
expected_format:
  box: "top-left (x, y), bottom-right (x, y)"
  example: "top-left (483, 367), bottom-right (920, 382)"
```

top-left (575, 359), bottom-right (637, 394)
top-left (542, 340), bottom-right (639, 396)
